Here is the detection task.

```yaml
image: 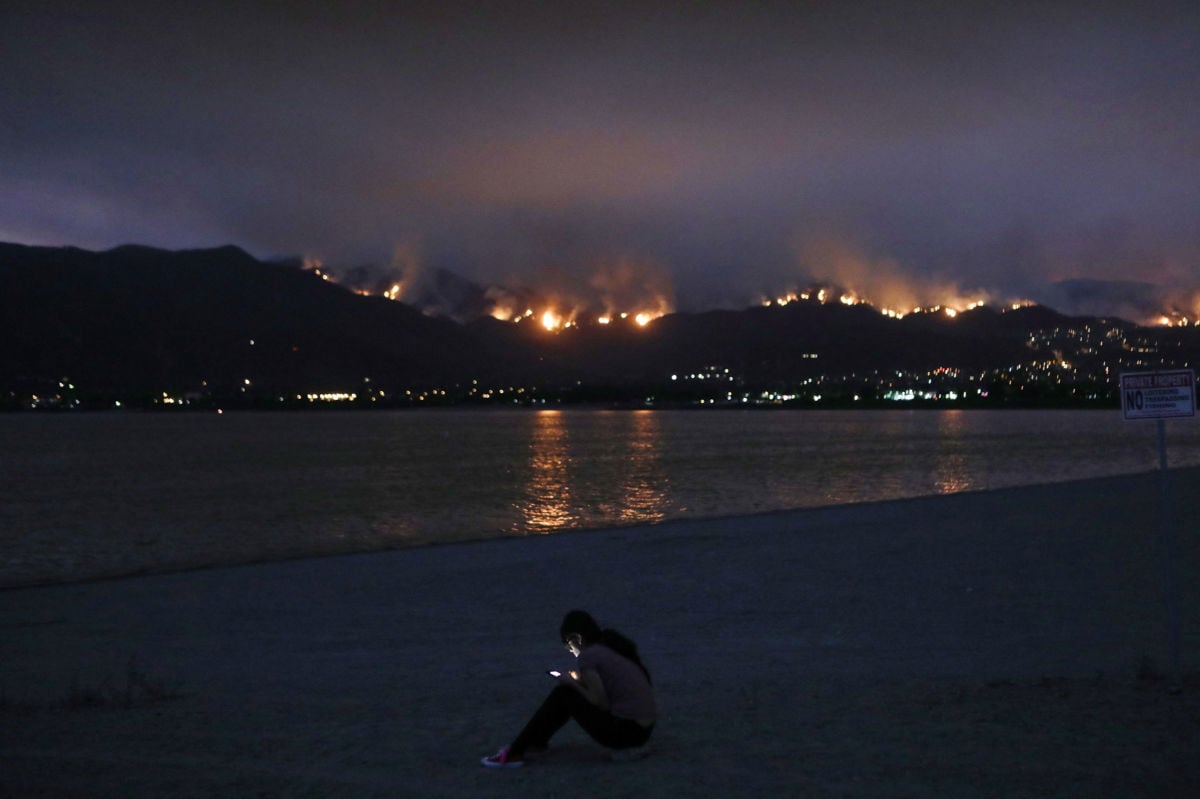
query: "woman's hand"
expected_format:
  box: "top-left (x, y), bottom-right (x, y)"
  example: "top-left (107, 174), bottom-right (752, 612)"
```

top-left (564, 667), bottom-right (608, 709)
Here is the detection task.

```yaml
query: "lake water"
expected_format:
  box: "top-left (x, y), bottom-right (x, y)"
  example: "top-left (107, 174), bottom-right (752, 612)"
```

top-left (3, 409), bottom-right (1199, 587)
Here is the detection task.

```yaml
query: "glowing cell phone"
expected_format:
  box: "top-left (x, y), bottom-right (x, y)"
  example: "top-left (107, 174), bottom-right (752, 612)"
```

top-left (547, 670), bottom-right (561, 677)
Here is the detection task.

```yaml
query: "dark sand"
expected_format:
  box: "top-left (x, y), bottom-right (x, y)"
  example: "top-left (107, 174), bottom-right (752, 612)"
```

top-left (2, 469), bottom-right (1198, 798)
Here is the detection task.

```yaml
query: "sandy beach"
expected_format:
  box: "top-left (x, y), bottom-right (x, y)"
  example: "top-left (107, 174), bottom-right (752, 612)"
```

top-left (2, 468), bottom-right (1198, 798)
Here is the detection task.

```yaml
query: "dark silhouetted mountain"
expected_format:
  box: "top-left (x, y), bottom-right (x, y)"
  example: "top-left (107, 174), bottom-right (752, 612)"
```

top-left (0, 242), bottom-right (516, 395)
top-left (3, 241), bottom-right (1194, 406)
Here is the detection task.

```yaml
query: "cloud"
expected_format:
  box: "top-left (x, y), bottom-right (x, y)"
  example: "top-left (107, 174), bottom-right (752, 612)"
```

top-left (1, 1), bottom-right (1198, 316)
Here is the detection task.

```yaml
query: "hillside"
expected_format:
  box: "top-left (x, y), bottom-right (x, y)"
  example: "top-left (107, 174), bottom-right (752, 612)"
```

top-left (3, 242), bottom-right (1196, 408)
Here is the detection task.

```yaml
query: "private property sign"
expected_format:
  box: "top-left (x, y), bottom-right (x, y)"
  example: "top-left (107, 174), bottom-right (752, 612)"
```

top-left (1120, 369), bottom-right (1196, 420)
top-left (1119, 369), bottom-right (1193, 692)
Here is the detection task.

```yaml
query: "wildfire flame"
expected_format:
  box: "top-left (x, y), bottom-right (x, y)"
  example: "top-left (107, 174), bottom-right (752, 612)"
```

top-left (1150, 291), bottom-right (1200, 326)
top-left (760, 287), bottom-right (1003, 321)
top-left (518, 304), bottom-right (666, 331)
top-left (479, 271), bottom-right (671, 333)
top-left (304, 249), bottom-right (1199, 331)
top-left (541, 310), bottom-right (563, 331)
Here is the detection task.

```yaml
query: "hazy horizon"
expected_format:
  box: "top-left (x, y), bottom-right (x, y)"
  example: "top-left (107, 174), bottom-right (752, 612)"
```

top-left (3, 1), bottom-right (1198, 322)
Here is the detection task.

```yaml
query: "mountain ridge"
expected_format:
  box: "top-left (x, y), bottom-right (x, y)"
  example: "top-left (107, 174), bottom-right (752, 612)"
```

top-left (2, 242), bottom-right (1195, 408)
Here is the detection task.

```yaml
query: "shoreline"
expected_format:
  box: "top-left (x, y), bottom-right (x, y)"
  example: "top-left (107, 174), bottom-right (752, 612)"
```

top-left (1, 464), bottom-right (1192, 592)
top-left (0, 402), bottom-right (1131, 412)
top-left (3, 468), bottom-right (1198, 797)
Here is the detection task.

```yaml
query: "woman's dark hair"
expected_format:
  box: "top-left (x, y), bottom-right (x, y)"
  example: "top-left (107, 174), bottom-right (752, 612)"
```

top-left (560, 609), bottom-right (652, 684)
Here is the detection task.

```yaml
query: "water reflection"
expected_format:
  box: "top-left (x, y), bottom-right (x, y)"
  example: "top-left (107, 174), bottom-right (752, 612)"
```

top-left (514, 410), bottom-right (672, 535)
top-left (614, 410), bottom-right (671, 524)
top-left (933, 410), bottom-right (974, 493)
top-left (517, 410), bottom-right (579, 532)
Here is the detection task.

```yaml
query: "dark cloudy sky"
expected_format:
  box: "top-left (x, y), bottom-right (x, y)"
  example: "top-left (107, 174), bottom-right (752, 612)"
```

top-left (2, 1), bottom-right (1198, 315)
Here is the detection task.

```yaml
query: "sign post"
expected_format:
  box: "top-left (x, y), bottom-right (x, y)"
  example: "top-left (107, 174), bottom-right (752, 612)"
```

top-left (1120, 369), bottom-right (1195, 693)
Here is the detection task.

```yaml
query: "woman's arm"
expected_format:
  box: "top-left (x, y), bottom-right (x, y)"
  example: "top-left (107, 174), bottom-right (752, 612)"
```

top-left (559, 668), bottom-right (608, 709)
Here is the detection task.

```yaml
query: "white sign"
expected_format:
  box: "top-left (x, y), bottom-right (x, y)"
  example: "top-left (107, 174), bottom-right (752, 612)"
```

top-left (1120, 369), bottom-right (1196, 420)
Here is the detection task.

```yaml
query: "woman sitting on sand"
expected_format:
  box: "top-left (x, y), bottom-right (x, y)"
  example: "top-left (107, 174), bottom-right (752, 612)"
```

top-left (482, 609), bottom-right (657, 768)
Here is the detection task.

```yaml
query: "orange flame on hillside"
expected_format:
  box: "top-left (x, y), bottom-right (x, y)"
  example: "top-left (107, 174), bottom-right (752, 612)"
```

top-left (471, 257), bottom-right (675, 332)
top-left (304, 239), bottom-right (1199, 331)
top-left (1151, 289), bottom-right (1200, 327)
top-left (761, 287), bottom-right (997, 319)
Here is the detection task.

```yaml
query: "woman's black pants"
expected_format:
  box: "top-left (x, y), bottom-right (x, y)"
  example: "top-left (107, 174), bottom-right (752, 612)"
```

top-left (510, 685), bottom-right (653, 756)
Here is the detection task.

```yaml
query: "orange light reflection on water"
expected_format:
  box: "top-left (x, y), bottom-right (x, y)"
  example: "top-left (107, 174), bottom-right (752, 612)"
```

top-left (515, 409), bottom-right (672, 534)
top-left (615, 410), bottom-right (670, 525)
top-left (518, 410), bottom-right (578, 532)
top-left (933, 410), bottom-right (973, 493)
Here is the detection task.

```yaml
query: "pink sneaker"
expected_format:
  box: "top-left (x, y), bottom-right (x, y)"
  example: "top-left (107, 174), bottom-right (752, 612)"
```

top-left (480, 745), bottom-right (524, 768)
